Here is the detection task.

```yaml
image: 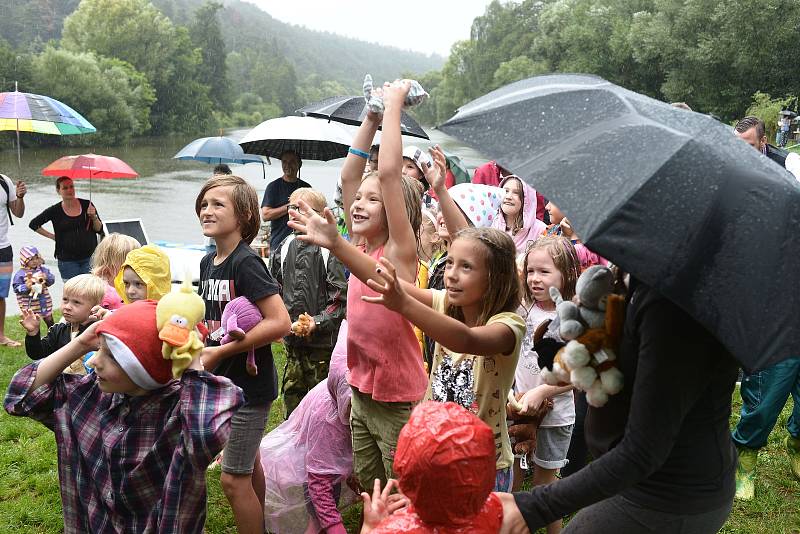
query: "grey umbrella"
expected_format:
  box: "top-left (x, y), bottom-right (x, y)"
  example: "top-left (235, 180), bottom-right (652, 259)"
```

top-left (440, 74), bottom-right (800, 371)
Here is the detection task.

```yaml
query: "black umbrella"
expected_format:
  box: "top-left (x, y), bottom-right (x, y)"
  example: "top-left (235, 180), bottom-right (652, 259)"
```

top-left (297, 95), bottom-right (430, 140)
top-left (440, 73), bottom-right (800, 371)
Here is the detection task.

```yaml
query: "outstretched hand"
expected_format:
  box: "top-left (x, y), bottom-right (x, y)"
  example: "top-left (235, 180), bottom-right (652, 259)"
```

top-left (382, 79), bottom-right (412, 110)
top-left (495, 492), bottom-right (531, 534)
top-left (361, 257), bottom-right (409, 313)
top-left (361, 478), bottom-right (398, 532)
top-left (424, 145), bottom-right (448, 192)
top-left (19, 308), bottom-right (41, 335)
top-left (287, 199), bottom-right (341, 251)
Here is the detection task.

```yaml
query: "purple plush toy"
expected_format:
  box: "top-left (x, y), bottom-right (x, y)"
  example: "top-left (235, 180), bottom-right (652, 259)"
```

top-left (220, 296), bottom-right (263, 376)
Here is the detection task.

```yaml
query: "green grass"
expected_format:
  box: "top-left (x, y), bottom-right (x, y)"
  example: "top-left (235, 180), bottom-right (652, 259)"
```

top-left (0, 316), bottom-right (797, 533)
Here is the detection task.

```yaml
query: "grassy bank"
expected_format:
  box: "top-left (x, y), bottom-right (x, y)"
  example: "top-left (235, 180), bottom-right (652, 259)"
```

top-left (0, 317), bottom-right (797, 533)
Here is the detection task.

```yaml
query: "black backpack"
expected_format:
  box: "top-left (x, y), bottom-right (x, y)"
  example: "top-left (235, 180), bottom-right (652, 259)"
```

top-left (0, 175), bottom-right (13, 225)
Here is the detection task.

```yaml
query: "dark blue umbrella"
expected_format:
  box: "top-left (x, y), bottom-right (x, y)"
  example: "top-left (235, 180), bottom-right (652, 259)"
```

top-left (440, 73), bottom-right (800, 371)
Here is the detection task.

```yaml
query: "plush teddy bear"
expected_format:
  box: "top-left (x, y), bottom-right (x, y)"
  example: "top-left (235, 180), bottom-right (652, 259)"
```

top-left (219, 296), bottom-right (263, 376)
top-left (549, 265), bottom-right (615, 340)
top-left (540, 266), bottom-right (625, 407)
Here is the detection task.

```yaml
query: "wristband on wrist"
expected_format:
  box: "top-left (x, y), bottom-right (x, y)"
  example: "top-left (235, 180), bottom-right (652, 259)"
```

top-left (348, 147), bottom-right (369, 159)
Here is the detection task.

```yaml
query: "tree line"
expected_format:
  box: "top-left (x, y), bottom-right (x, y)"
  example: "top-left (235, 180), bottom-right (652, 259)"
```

top-left (0, 0), bottom-right (442, 146)
top-left (412, 0), bottom-right (800, 136)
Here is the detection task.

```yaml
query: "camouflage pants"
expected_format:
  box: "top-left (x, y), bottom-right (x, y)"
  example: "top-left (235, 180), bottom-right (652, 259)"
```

top-left (281, 345), bottom-right (331, 418)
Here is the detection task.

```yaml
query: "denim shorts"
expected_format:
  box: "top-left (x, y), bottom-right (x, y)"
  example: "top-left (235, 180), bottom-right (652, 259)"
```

top-left (58, 257), bottom-right (92, 281)
top-left (221, 402), bottom-right (272, 475)
top-left (534, 424), bottom-right (575, 469)
top-left (0, 245), bottom-right (12, 298)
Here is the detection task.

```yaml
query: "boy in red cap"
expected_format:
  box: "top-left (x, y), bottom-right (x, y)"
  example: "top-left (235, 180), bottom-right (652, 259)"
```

top-left (4, 300), bottom-right (243, 533)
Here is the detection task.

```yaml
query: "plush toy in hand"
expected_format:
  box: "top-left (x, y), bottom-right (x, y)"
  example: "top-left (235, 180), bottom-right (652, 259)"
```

top-left (540, 265), bottom-right (625, 407)
top-left (156, 277), bottom-right (206, 379)
top-left (219, 296), bottom-right (263, 376)
top-left (549, 264), bottom-right (614, 340)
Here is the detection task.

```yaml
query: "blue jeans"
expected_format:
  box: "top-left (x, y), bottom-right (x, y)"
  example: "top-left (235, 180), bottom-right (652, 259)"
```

top-left (732, 357), bottom-right (800, 449)
top-left (58, 258), bottom-right (92, 281)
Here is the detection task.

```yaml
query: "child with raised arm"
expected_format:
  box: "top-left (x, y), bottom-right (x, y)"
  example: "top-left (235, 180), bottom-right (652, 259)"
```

top-left (5, 300), bottom-right (243, 533)
top-left (195, 174), bottom-right (291, 534)
top-left (291, 79), bottom-right (426, 489)
top-left (21, 274), bottom-right (105, 375)
top-left (290, 201), bottom-right (524, 492)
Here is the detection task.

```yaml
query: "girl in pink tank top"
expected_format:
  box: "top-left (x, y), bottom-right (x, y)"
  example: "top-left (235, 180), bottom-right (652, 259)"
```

top-left (288, 80), bottom-right (428, 489)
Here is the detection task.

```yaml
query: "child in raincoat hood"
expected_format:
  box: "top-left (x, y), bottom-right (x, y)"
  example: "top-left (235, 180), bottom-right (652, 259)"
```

top-left (114, 244), bottom-right (171, 303)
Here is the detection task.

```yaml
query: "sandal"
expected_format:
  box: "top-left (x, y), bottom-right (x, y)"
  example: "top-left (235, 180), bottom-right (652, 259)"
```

top-left (0, 337), bottom-right (21, 347)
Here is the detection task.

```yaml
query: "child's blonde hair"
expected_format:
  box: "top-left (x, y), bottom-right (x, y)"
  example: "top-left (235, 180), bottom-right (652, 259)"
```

top-left (63, 274), bottom-right (106, 306)
top-left (194, 175), bottom-right (261, 244)
top-left (446, 228), bottom-right (520, 326)
top-left (289, 187), bottom-right (327, 214)
top-left (521, 235), bottom-right (580, 306)
top-left (91, 233), bottom-right (142, 283)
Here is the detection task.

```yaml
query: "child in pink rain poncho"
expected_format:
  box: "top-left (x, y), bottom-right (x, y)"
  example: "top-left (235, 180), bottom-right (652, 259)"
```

top-left (261, 321), bottom-right (355, 534)
top-left (491, 175), bottom-right (547, 257)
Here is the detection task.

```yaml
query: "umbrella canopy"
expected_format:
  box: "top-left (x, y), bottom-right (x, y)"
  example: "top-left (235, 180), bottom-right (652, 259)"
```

top-left (239, 116), bottom-right (353, 161)
top-left (174, 136), bottom-right (264, 165)
top-left (298, 95), bottom-right (429, 140)
top-left (0, 84), bottom-right (96, 166)
top-left (42, 153), bottom-right (138, 179)
top-left (440, 73), bottom-right (800, 371)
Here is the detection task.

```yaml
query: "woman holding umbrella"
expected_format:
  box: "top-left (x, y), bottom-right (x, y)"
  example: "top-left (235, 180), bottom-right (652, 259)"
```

top-left (29, 177), bottom-right (103, 281)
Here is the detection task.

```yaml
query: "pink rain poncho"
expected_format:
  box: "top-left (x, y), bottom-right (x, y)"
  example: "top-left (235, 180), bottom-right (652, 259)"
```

top-left (491, 175), bottom-right (547, 256)
top-left (261, 321), bottom-right (356, 533)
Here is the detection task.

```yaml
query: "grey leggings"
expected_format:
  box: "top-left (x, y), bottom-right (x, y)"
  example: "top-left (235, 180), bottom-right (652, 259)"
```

top-left (563, 495), bottom-right (732, 534)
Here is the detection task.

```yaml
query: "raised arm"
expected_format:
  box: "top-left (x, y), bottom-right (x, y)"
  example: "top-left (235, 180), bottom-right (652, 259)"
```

top-left (426, 146), bottom-right (469, 236)
top-left (378, 81), bottom-right (419, 282)
top-left (363, 257), bottom-right (517, 356)
top-left (341, 113), bottom-right (381, 235)
top-left (10, 180), bottom-right (25, 218)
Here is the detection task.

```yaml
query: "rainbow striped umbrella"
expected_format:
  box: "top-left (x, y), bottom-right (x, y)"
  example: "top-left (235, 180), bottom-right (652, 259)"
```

top-left (0, 83), bottom-right (96, 165)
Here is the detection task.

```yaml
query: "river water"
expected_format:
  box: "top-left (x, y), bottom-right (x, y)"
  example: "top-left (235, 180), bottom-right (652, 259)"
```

top-left (0, 127), bottom-right (488, 315)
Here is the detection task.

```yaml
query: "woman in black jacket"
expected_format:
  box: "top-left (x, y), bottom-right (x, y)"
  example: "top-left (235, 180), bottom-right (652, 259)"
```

top-left (29, 176), bottom-right (103, 281)
top-left (499, 279), bottom-right (738, 534)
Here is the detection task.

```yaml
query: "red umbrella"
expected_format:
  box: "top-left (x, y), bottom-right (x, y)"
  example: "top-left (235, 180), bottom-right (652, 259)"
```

top-left (42, 153), bottom-right (138, 179)
top-left (42, 154), bottom-right (138, 225)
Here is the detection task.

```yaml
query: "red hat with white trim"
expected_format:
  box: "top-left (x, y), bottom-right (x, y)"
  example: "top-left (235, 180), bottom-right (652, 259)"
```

top-left (95, 300), bottom-right (173, 390)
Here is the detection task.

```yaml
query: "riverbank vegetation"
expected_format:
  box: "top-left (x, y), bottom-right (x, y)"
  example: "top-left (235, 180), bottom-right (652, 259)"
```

top-left (0, 0), bottom-right (442, 146)
top-left (411, 0), bottom-right (800, 136)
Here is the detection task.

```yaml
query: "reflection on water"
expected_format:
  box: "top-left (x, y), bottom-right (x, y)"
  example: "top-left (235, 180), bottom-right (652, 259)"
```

top-left (0, 127), bottom-right (489, 315)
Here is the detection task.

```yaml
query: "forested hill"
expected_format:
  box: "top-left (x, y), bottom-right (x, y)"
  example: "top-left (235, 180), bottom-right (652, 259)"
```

top-left (0, 0), bottom-right (443, 94)
top-left (0, 0), bottom-right (443, 145)
top-left (153, 0), bottom-right (444, 92)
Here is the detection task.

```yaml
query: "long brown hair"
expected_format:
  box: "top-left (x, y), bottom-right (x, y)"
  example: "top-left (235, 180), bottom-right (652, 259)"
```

top-left (446, 227), bottom-right (520, 326)
top-left (195, 175), bottom-right (261, 244)
top-left (520, 235), bottom-right (580, 306)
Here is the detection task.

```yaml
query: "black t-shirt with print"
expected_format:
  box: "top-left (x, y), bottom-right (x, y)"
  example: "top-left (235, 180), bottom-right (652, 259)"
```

top-left (199, 240), bottom-right (280, 404)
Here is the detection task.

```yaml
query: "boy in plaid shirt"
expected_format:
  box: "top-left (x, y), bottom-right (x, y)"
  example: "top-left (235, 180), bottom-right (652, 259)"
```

top-left (4, 300), bottom-right (243, 533)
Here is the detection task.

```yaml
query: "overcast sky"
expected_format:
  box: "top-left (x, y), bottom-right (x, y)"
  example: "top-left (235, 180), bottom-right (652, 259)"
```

top-left (242, 0), bottom-right (494, 57)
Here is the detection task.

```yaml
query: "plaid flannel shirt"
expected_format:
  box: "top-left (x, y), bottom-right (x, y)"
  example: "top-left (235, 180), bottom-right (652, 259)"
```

top-left (4, 363), bottom-right (243, 533)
